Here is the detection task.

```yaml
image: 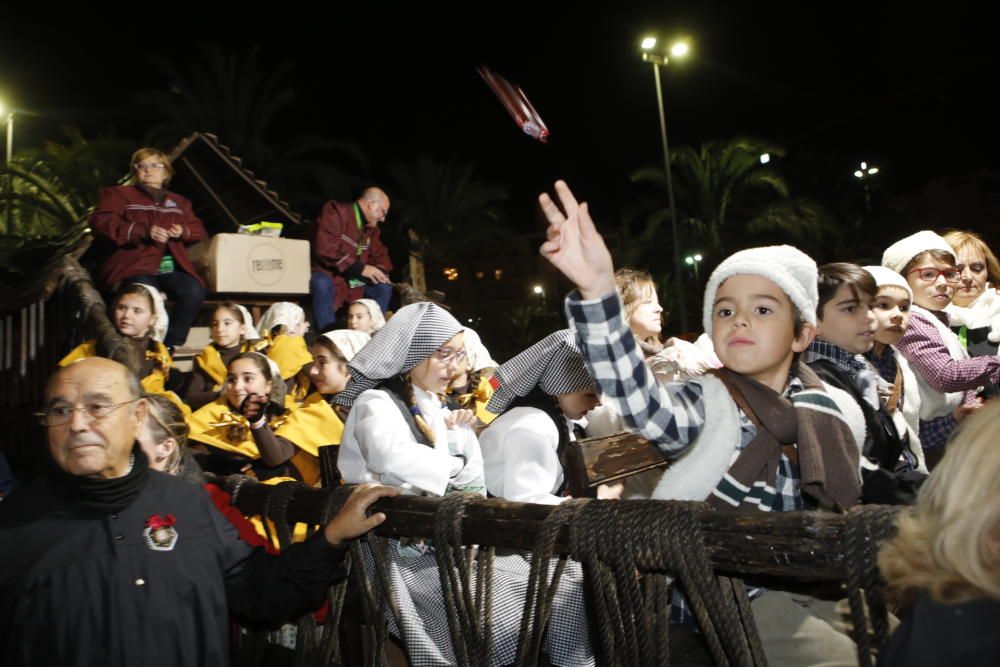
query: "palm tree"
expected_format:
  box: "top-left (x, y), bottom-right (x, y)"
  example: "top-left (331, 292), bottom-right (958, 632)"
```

top-left (136, 44), bottom-right (368, 215)
top-left (630, 137), bottom-right (834, 257)
top-left (384, 154), bottom-right (522, 293)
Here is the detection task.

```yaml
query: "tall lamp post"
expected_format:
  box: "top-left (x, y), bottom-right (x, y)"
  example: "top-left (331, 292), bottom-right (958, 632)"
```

top-left (0, 101), bottom-right (12, 236)
top-left (853, 161), bottom-right (879, 213)
top-left (641, 36), bottom-right (690, 331)
top-left (685, 253), bottom-right (703, 292)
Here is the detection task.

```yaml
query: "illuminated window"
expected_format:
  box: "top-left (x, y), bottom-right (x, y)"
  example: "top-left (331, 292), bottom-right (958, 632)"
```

top-left (475, 271), bottom-right (485, 280)
top-left (494, 269), bottom-right (503, 280)
top-left (443, 267), bottom-right (459, 281)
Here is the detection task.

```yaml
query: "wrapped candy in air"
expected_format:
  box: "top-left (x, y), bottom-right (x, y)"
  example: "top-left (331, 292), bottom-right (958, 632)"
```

top-left (477, 65), bottom-right (549, 143)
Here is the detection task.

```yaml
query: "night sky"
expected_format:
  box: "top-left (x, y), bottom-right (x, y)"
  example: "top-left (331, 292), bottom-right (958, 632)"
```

top-left (2, 3), bottom-right (994, 232)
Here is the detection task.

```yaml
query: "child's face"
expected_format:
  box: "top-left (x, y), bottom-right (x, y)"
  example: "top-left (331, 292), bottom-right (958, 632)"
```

top-left (211, 308), bottom-right (246, 348)
top-left (225, 358), bottom-right (272, 409)
top-left (347, 304), bottom-right (374, 334)
top-left (905, 252), bottom-right (957, 311)
top-left (953, 246), bottom-right (989, 307)
top-left (872, 286), bottom-right (911, 347)
top-left (115, 293), bottom-right (155, 339)
top-left (410, 333), bottom-right (465, 395)
top-left (309, 344), bottom-right (351, 395)
top-left (556, 388), bottom-right (602, 421)
top-left (710, 274), bottom-right (814, 389)
top-left (816, 284), bottom-right (877, 354)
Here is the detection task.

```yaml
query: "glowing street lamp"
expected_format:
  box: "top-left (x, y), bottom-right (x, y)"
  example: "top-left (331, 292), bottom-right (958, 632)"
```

top-left (640, 34), bottom-right (692, 331)
top-left (0, 100), bottom-right (12, 165)
top-left (759, 153), bottom-right (771, 165)
top-left (854, 161), bottom-right (880, 212)
top-left (685, 253), bottom-right (704, 287)
top-left (532, 284), bottom-right (544, 296)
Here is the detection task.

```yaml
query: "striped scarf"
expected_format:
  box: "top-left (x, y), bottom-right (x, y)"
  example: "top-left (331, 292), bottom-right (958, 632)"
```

top-left (708, 364), bottom-right (861, 512)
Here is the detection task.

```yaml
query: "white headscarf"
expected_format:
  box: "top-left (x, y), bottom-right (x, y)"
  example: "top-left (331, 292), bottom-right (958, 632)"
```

top-left (234, 304), bottom-right (260, 340)
top-left (130, 283), bottom-right (169, 342)
top-left (461, 326), bottom-right (497, 372)
top-left (257, 302), bottom-right (305, 337)
top-left (351, 298), bottom-right (386, 332)
top-left (322, 329), bottom-right (370, 362)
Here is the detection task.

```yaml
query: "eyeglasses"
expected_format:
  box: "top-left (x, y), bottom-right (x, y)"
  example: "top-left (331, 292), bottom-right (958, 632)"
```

top-left (431, 347), bottom-right (467, 366)
top-left (134, 162), bottom-right (166, 171)
top-left (35, 398), bottom-right (141, 426)
top-left (907, 267), bottom-right (961, 284)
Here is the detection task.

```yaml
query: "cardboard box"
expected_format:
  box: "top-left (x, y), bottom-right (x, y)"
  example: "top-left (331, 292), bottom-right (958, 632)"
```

top-left (187, 233), bottom-right (310, 294)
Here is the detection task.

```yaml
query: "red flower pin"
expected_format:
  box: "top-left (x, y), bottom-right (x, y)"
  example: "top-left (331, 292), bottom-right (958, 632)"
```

top-left (144, 514), bottom-right (179, 551)
top-left (146, 514), bottom-right (176, 530)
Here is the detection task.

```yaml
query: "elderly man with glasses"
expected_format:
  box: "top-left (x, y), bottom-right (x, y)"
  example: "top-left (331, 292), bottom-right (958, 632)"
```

top-left (0, 357), bottom-right (398, 667)
top-left (308, 187), bottom-right (395, 332)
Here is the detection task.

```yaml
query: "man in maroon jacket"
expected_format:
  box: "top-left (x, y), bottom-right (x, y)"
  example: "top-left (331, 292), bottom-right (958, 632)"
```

top-left (90, 148), bottom-right (207, 351)
top-left (309, 187), bottom-right (394, 332)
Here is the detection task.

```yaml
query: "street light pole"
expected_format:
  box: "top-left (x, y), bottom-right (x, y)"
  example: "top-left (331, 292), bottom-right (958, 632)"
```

top-left (1, 104), bottom-right (12, 236)
top-left (642, 39), bottom-right (688, 332)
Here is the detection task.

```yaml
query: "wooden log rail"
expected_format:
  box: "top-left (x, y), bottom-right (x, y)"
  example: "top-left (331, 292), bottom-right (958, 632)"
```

top-left (217, 476), bottom-right (872, 582)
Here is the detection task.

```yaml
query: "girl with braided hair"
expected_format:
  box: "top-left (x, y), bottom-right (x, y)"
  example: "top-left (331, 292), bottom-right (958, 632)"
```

top-left (479, 329), bottom-right (601, 505)
top-left (335, 303), bottom-right (592, 667)
top-left (335, 302), bottom-right (484, 495)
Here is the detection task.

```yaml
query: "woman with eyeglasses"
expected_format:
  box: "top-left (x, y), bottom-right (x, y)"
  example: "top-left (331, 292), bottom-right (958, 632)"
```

top-left (942, 230), bottom-right (1000, 359)
top-left (882, 231), bottom-right (1000, 467)
top-left (334, 301), bottom-right (483, 495)
top-left (332, 303), bottom-right (591, 667)
top-left (89, 147), bottom-right (207, 352)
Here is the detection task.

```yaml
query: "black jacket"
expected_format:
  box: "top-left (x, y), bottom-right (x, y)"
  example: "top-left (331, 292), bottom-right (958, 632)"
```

top-left (0, 468), bottom-right (345, 667)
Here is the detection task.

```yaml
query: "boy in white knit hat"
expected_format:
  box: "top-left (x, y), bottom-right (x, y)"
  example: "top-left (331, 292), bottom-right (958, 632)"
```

top-left (881, 230), bottom-right (995, 467)
top-left (539, 180), bottom-right (865, 666)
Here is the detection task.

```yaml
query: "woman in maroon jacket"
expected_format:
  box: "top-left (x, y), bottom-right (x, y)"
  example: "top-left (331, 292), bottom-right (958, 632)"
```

top-left (91, 148), bottom-right (207, 351)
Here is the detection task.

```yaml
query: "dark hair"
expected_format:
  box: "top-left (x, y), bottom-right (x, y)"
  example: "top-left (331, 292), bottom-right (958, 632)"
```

top-left (228, 352), bottom-right (274, 382)
top-left (901, 250), bottom-right (957, 277)
top-left (114, 283), bottom-right (156, 313)
top-left (214, 301), bottom-right (247, 325)
top-left (817, 263), bottom-right (877, 320)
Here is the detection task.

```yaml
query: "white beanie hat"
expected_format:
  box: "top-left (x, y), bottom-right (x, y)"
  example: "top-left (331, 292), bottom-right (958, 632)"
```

top-left (702, 245), bottom-right (818, 337)
top-left (863, 265), bottom-right (913, 301)
top-left (881, 231), bottom-right (955, 274)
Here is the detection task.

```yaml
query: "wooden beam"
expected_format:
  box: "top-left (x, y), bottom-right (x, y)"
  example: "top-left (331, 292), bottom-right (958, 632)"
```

top-left (217, 477), bottom-right (857, 582)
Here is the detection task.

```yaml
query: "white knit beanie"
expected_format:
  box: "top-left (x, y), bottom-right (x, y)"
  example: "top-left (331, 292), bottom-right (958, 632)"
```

top-left (863, 265), bottom-right (913, 301)
top-left (702, 245), bottom-right (818, 337)
top-left (881, 231), bottom-right (955, 274)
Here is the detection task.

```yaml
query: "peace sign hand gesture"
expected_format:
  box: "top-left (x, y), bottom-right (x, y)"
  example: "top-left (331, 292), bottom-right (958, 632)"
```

top-left (538, 181), bottom-right (616, 300)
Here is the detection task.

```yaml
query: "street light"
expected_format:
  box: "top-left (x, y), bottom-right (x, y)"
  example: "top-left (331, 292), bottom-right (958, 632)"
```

top-left (532, 284), bottom-right (544, 296)
top-left (854, 161), bottom-right (879, 213)
top-left (759, 153), bottom-right (771, 165)
top-left (685, 253), bottom-right (703, 289)
top-left (0, 101), bottom-right (12, 165)
top-left (641, 35), bottom-right (690, 331)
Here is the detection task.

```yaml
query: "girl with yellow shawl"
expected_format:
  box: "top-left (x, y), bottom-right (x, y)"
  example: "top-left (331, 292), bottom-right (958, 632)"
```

top-left (60, 283), bottom-right (187, 414)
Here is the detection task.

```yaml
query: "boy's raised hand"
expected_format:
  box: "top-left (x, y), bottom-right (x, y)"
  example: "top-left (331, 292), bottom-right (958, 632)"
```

top-left (538, 181), bottom-right (616, 300)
